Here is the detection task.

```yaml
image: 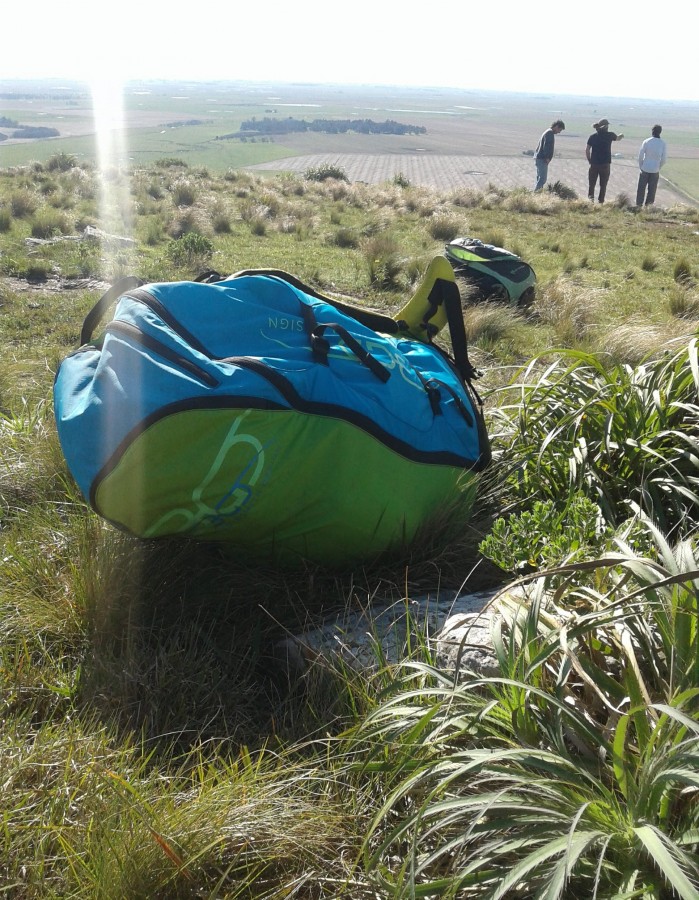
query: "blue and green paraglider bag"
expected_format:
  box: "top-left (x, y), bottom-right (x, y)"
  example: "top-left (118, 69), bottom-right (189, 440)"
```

top-left (53, 260), bottom-right (490, 566)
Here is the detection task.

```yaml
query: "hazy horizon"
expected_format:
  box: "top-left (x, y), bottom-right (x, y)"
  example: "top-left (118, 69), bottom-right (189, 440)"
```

top-left (3, 0), bottom-right (697, 104)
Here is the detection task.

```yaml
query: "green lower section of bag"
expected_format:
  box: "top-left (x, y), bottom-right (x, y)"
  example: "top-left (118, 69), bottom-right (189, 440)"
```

top-left (93, 408), bottom-right (476, 564)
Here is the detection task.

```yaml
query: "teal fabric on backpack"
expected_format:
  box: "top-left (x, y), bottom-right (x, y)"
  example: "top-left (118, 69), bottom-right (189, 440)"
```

top-left (53, 268), bottom-right (490, 566)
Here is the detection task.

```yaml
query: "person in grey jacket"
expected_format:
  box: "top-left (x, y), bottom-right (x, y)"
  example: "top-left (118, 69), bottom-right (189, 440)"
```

top-left (534, 119), bottom-right (565, 192)
top-left (636, 125), bottom-right (667, 207)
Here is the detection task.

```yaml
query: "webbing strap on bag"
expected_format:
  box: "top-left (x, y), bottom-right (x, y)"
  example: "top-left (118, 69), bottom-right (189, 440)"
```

top-left (80, 276), bottom-right (143, 346)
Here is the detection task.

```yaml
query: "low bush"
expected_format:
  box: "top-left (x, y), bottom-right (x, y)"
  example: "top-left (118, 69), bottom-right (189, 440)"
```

top-left (304, 164), bottom-right (348, 183)
top-left (674, 257), bottom-right (694, 284)
top-left (45, 152), bottom-right (77, 173)
top-left (330, 226), bottom-right (359, 248)
top-left (547, 179), bottom-right (578, 200)
top-left (166, 232), bottom-right (214, 269)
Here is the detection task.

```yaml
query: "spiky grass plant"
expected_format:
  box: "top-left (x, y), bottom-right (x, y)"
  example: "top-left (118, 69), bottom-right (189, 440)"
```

top-left (488, 337), bottom-right (699, 536)
top-left (356, 524), bottom-right (699, 899)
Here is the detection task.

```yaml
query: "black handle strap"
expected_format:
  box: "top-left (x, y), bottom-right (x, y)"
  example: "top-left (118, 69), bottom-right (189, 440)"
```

top-left (80, 276), bottom-right (143, 346)
top-left (311, 323), bottom-right (391, 383)
top-left (422, 277), bottom-right (476, 384)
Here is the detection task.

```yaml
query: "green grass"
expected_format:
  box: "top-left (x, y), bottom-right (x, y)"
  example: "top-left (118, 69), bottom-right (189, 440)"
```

top-left (3, 157), bottom-right (699, 897)
top-left (664, 159), bottom-right (699, 204)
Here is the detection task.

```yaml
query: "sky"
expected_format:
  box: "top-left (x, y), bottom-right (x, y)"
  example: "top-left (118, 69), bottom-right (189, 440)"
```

top-left (3, 0), bottom-right (697, 102)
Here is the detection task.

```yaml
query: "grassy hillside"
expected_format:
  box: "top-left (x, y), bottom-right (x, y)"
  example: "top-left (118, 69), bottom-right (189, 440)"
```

top-left (2, 154), bottom-right (699, 897)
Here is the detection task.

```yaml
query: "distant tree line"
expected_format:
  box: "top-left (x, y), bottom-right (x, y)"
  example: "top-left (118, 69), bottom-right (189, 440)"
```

top-left (218, 117), bottom-right (427, 139)
top-left (0, 115), bottom-right (60, 139)
top-left (163, 119), bottom-right (206, 128)
top-left (12, 127), bottom-right (60, 139)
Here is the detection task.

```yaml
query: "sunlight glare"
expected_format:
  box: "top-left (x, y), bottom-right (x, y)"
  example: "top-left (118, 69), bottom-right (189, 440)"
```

top-left (90, 75), bottom-right (132, 242)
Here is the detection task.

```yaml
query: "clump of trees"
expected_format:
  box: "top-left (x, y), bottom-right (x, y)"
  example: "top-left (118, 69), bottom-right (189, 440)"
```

top-left (12, 126), bottom-right (60, 139)
top-left (220, 116), bottom-right (427, 138)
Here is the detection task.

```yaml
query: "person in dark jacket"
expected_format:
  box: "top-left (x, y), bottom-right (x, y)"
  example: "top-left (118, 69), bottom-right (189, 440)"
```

top-left (534, 119), bottom-right (565, 192)
top-left (586, 119), bottom-right (624, 203)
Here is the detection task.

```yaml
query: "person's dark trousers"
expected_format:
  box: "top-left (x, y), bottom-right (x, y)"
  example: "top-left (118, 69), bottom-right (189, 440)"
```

top-left (637, 171), bottom-right (660, 206)
top-left (588, 164), bottom-right (611, 202)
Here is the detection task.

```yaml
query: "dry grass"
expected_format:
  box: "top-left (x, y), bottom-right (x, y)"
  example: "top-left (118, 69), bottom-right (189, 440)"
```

top-left (532, 276), bottom-right (606, 347)
top-left (596, 318), bottom-right (699, 366)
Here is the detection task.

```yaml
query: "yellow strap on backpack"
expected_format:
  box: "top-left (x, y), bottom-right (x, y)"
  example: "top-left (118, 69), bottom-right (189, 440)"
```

top-left (393, 255), bottom-right (456, 340)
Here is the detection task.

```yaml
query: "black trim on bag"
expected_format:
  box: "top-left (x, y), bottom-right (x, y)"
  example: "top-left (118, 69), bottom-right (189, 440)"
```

top-left (89, 380), bottom-right (489, 511)
top-left (124, 289), bottom-right (215, 358)
top-left (310, 323), bottom-right (391, 383)
top-left (80, 276), bottom-right (144, 346)
top-left (104, 321), bottom-right (220, 387)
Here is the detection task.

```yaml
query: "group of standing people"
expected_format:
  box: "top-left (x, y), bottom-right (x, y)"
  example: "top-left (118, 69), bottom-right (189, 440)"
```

top-left (534, 119), bottom-right (667, 206)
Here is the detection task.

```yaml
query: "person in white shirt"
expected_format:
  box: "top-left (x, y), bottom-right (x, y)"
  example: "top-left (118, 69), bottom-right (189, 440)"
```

top-left (636, 125), bottom-right (667, 207)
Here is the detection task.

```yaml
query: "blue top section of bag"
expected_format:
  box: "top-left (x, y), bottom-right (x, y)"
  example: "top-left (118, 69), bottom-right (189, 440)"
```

top-left (54, 274), bottom-right (485, 499)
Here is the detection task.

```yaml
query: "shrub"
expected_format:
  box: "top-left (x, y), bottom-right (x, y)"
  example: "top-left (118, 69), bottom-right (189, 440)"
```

top-left (641, 254), bottom-right (657, 271)
top-left (0, 207), bottom-right (11, 233)
top-left (24, 261), bottom-right (52, 282)
top-left (166, 232), bottom-right (214, 268)
top-left (480, 493), bottom-right (611, 574)
top-left (155, 157), bottom-right (188, 169)
top-left (146, 181), bottom-right (164, 200)
top-left (392, 172), bottom-right (410, 188)
top-left (211, 208), bottom-right (231, 234)
top-left (169, 210), bottom-right (199, 238)
top-left (38, 176), bottom-right (59, 195)
top-left (304, 164), bottom-right (348, 183)
top-left (598, 320), bottom-right (692, 365)
top-left (669, 283), bottom-right (699, 318)
top-left (249, 217), bottom-right (267, 236)
top-left (489, 338), bottom-right (699, 535)
top-left (45, 152), bottom-right (77, 172)
top-left (613, 191), bottom-right (634, 209)
top-left (462, 300), bottom-right (518, 350)
top-left (142, 216), bottom-right (165, 246)
top-left (533, 277), bottom-right (601, 347)
top-left (547, 179), bottom-right (578, 200)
